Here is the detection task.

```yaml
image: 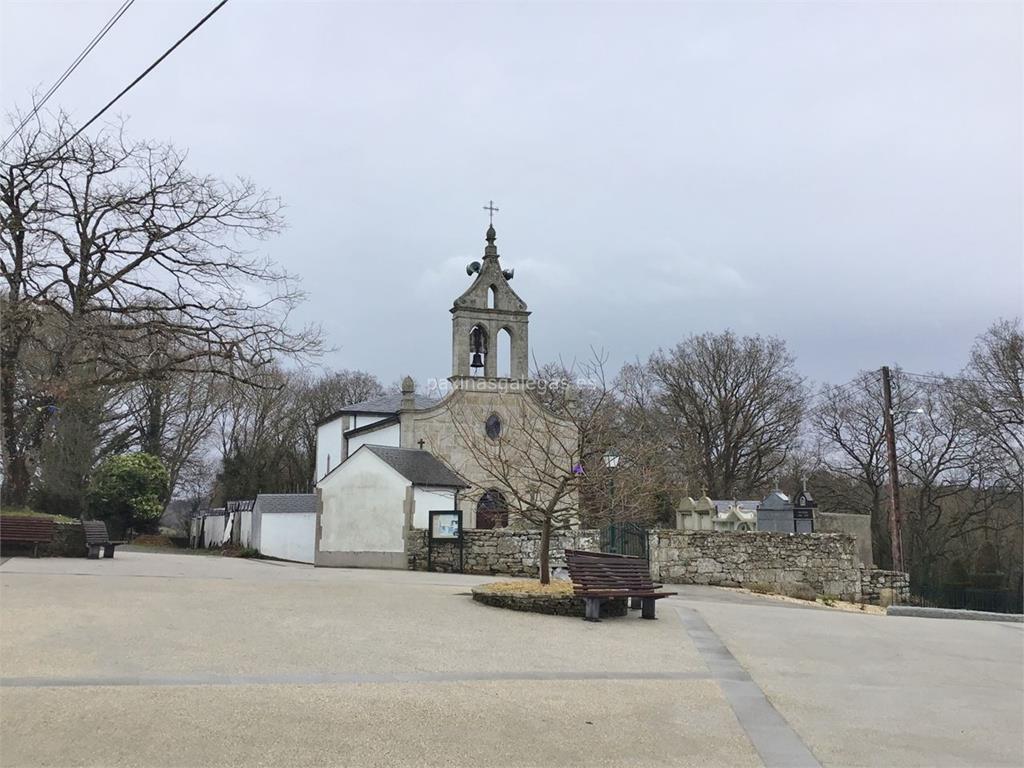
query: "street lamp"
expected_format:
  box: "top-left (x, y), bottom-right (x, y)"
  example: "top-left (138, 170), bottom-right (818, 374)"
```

top-left (603, 449), bottom-right (621, 552)
top-left (603, 449), bottom-right (621, 469)
top-left (603, 449), bottom-right (621, 514)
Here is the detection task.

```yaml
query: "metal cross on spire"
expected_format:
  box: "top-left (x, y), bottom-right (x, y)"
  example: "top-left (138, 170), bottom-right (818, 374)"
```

top-left (483, 200), bottom-right (499, 224)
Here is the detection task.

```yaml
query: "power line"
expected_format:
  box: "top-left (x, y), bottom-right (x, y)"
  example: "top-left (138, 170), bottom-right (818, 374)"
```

top-left (0, 0), bottom-right (138, 154)
top-left (900, 370), bottom-right (991, 386)
top-left (806, 372), bottom-right (882, 404)
top-left (44, 0), bottom-right (231, 163)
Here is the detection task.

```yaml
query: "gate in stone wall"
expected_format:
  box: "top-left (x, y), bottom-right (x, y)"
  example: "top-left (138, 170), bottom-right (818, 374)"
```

top-left (600, 523), bottom-right (649, 559)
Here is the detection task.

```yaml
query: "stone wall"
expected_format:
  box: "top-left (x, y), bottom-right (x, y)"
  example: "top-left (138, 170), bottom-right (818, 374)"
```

top-left (815, 511), bottom-right (874, 568)
top-left (649, 530), bottom-right (862, 600)
top-left (861, 568), bottom-right (910, 606)
top-left (407, 528), bottom-right (600, 577)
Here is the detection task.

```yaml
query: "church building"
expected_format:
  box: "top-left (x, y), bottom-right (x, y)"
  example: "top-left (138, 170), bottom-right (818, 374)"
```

top-left (313, 218), bottom-right (578, 568)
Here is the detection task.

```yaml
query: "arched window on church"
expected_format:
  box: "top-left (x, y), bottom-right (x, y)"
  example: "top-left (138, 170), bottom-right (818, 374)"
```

top-left (496, 328), bottom-right (511, 378)
top-left (469, 324), bottom-right (488, 377)
top-left (476, 489), bottom-right (508, 529)
top-left (488, 284), bottom-right (497, 309)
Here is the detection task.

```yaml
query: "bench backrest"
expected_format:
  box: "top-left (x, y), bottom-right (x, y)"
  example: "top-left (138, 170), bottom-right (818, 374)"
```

top-left (0, 517), bottom-right (56, 542)
top-left (82, 520), bottom-right (111, 545)
top-left (564, 549), bottom-right (656, 593)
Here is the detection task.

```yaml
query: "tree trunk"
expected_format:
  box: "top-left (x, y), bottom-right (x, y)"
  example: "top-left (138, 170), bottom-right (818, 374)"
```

top-left (2, 455), bottom-right (31, 507)
top-left (539, 516), bottom-right (552, 585)
top-left (1, 317), bottom-right (29, 506)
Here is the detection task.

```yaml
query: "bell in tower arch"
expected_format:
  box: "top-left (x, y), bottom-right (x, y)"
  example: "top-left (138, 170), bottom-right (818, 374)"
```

top-left (470, 325), bottom-right (487, 370)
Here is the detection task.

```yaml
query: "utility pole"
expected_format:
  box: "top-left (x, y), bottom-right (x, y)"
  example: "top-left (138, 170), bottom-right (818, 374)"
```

top-left (881, 366), bottom-right (904, 573)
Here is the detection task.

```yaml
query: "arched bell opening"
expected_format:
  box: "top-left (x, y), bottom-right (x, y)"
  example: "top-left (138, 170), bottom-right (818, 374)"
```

top-left (468, 324), bottom-right (488, 377)
top-left (496, 328), bottom-right (512, 378)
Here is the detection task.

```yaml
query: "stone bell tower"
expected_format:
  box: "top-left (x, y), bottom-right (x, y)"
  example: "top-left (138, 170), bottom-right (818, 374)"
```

top-left (450, 210), bottom-right (530, 382)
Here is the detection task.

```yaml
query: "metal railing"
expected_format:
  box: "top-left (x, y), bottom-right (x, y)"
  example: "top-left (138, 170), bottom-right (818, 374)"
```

top-left (600, 523), bottom-right (650, 559)
top-left (910, 584), bottom-right (1023, 615)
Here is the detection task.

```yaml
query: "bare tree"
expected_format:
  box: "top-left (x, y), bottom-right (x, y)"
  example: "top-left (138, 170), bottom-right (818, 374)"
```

top-left (0, 111), bottom-right (320, 505)
top-left (125, 366), bottom-right (225, 497)
top-left (443, 356), bottom-right (673, 583)
top-left (213, 368), bottom-right (305, 501)
top-left (898, 381), bottom-right (998, 583)
top-left (645, 331), bottom-right (806, 498)
top-left (808, 369), bottom-right (922, 568)
top-left (293, 369), bottom-right (384, 483)
top-left (959, 318), bottom-right (1023, 496)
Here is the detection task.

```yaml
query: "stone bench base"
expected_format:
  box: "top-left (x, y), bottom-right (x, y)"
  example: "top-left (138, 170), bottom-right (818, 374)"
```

top-left (471, 587), bottom-right (628, 618)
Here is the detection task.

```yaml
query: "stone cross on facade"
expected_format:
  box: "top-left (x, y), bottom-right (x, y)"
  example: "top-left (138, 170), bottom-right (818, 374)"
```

top-left (483, 200), bottom-right (499, 224)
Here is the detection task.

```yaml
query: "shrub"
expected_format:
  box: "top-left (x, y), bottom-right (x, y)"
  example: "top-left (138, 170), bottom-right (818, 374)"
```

top-left (85, 453), bottom-right (170, 536)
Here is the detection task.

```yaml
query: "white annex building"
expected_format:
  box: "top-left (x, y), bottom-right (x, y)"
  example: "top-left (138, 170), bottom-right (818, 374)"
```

top-left (312, 220), bottom-right (577, 568)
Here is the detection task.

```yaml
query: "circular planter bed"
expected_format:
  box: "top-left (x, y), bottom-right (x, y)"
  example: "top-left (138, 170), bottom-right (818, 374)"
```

top-left (471, 581), bottom-right (628, 618)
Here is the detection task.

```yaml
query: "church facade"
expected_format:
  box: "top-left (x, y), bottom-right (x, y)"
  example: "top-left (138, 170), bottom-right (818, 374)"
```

top-left (313, 221), bottom-right (578, 568)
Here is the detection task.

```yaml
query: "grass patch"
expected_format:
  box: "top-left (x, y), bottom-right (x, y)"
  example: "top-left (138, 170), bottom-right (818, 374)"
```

top-left (0, 507), bottom-right (77, 524)
top-left (222, 546), bottom-right (260, 558)
top-left (476, 580), bottom-right (574, 596)
top-left (130, 534), bottom-right (175, 548)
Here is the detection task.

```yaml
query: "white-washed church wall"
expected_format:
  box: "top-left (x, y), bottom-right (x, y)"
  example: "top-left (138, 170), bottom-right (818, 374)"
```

top-left (413, 487), bottom-right (459, 530)
top-left (347, 422), bottom-right (400, 455)
top-left (350, 414), bottom-right (389, 430)
top-left (315, 419), bottom-right (344, 482)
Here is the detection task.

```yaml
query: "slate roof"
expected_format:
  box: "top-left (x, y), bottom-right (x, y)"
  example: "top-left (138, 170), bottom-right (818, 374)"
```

top-left (364, 445), bottom-right (469, 488)
top-left (343, 393), bottom-right (439, 415)
top-left (253, 493), bottom-right (317, 514)
top-left (315, 393), bottom-right (441, 427)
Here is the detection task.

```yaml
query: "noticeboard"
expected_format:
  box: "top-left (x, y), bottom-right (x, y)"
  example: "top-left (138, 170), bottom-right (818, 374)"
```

top-left (430, 510), bottom-right (462, 540)
top-left (427, 510), bottom-right (464, 573)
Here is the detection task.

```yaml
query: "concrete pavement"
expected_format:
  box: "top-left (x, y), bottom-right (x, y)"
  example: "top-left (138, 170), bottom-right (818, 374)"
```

top-left (1, 551), bottom-right (1021, 767)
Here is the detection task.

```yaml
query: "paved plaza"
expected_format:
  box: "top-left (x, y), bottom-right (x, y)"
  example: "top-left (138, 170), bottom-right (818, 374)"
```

top-left (1, 552), bottom-right (1021, 767)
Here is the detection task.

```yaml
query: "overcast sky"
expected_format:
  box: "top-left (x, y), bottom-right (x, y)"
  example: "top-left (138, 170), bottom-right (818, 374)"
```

top-left (2, 0), bottom-right (1021, 389)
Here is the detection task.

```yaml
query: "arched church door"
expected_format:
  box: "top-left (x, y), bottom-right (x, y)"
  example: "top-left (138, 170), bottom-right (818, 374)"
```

top-left (476, 490), bottom-right (508, 529)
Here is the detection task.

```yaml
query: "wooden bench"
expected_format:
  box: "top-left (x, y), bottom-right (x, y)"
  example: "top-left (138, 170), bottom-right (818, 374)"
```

top-left (82, 520), bottom-right (125, 559)
top-left (0, 517), bottom-right (56, 557)
top-left (565, 549), bottom-right (676, 621)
